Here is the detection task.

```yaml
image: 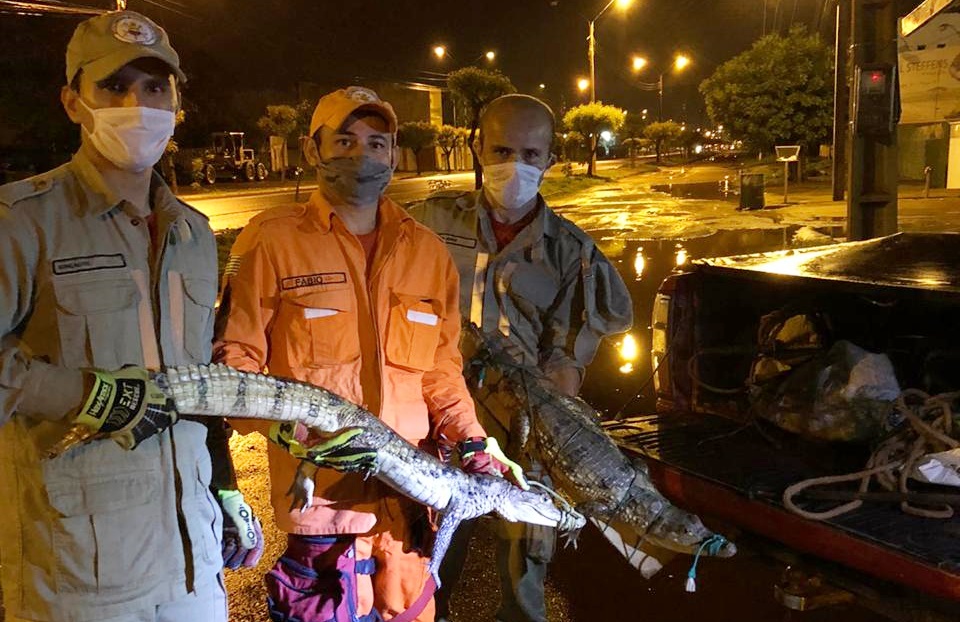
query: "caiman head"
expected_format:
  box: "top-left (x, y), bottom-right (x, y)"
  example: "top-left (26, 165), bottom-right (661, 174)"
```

top-left (493, 481), bottom-right (586, 532)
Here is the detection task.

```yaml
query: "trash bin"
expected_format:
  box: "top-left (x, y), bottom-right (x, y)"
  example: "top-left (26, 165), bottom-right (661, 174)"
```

top-left (739, 172), bottom-right (765, 210)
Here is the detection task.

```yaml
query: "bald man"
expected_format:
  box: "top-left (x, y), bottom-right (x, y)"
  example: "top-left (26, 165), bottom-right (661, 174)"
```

top-left (410, 94), bottom-right (632, 622)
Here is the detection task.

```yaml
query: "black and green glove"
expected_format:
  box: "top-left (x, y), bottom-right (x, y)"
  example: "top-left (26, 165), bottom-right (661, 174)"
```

top-left (268, 422), bottom-right (378, 473)
top-left (75, 367), bottom-right (177, 450)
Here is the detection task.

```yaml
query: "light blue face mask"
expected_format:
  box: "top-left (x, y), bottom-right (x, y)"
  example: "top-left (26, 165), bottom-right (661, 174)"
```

top-left (317, 156), bottom-right (393, 206)
top-left (482, 161), bottom-right (544, 210)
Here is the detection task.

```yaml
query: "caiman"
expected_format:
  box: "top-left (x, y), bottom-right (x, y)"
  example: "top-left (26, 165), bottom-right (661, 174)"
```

top-left (460, 323), bottom-right (737, 575)
top-left (155, 364), bottom-right (585, 584)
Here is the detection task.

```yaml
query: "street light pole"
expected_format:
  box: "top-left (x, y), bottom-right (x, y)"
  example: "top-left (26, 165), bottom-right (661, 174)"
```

top-left (588, 19), bottom-right (596, 102)
top-left (658, 74), bottom-right (664, 122)
top-left (587, 0), bottom-right (632, 103)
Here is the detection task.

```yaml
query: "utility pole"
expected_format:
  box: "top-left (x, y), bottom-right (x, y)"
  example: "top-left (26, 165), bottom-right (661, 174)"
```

top-left (588, 20), bottom-right (596, 103)
top-left (846, 0), bottom-right (899, 240)
top-left (832, 0), bottom-right (851, 200)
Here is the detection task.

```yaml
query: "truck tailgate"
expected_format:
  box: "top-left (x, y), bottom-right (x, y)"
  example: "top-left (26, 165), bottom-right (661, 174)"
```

top-left (604, 412), bottom-right (960, 602)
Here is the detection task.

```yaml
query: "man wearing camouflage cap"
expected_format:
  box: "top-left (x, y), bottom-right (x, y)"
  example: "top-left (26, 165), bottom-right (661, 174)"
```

top-left (214, 86), bottom-right (523, 621)
top-left (0, 10), bottom-right (260, 621)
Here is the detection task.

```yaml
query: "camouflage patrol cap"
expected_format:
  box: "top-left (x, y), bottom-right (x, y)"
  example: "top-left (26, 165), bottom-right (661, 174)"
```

top-left (66, 10), bottom-right (186, 85)
top-left (309, 87), bottom-right (398, 138)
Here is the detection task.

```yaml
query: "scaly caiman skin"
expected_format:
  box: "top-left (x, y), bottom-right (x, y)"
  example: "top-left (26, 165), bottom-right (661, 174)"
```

top-left (460, 323), bottom-right (737, 566)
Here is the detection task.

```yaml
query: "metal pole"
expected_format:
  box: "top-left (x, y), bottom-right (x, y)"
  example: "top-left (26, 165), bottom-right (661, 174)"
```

top-left (846, 0), bottom-right (898, 241)
top-left (784, 160), bottom-right (789, 203)
top-left (658, 74), bottom-right (664, 121)
top-left (588, 20), bottom-right (597, 103)
top-left (831, 0), bottom-right (851, 201)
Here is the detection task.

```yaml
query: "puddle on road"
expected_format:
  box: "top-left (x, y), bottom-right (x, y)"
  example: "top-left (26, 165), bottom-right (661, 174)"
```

top-left (582, 227), bottom-right (826, 416)
top-left (651, 180), bottom-right (740, 202)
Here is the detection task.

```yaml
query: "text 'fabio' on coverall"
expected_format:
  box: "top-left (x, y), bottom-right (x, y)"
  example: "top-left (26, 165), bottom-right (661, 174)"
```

top-left (214, 191), bottom-right (486, 621)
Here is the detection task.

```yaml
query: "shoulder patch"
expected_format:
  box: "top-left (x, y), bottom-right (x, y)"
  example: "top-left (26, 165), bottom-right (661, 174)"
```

top-left (0, 173), bottom-right (58, 208)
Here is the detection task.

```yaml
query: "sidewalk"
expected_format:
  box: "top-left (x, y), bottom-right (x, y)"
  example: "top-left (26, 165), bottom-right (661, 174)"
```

top-left (559, 158), bottom-right (960, 239)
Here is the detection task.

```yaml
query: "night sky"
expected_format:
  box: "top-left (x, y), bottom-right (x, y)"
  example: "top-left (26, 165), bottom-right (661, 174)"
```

top-left (0, 0), bottom-right (923, 149)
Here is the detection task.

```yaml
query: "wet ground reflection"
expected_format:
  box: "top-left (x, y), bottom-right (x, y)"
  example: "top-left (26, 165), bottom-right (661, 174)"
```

top-left (581, 228), bottom-right (793, 417)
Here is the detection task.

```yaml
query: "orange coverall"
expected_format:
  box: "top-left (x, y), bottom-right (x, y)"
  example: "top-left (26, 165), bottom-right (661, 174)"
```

top-left (214, 191), bottom-right (485, 620)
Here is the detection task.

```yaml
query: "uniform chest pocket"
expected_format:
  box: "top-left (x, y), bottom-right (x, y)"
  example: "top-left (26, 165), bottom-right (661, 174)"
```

top-left (179, 276), bottom-right (216, 362)
top-left (385, 293), bottom-right (444, 372)
top-left (506, 264), bottom-right (560, 310)
top-left (54, 277), bottom-right (143, 371)
top-left (281, 287), bottom-right (361, 366)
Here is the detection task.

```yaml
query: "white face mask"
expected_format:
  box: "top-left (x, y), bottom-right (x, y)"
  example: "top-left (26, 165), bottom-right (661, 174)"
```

top-left (482, 161), bottom-right (544, 211)
top-left (79, 99), bottom-right (176, 172)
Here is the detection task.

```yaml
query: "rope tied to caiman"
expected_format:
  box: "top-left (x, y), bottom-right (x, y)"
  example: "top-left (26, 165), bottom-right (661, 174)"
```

top-left (784, 390), bottom-right (960, 521)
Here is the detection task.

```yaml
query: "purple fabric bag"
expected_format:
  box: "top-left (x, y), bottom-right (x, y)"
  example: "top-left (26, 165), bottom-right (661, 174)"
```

top-left (265, 535), bottom-right (379, 622)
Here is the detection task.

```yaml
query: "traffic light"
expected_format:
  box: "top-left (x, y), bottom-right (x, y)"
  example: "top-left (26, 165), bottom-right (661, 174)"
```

top-left (852, 63), bottom-right (897, 140)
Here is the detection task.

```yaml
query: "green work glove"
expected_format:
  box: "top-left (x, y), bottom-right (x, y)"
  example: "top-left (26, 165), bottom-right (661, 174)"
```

top-left (75, 367), bottom-right (177, 450)
top-left (459, 436), bottom-right (529, 490)
top-left (268, 422), bottom-right (378, 473)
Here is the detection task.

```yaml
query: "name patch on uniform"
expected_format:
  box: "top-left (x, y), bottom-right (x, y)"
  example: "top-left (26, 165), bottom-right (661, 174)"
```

top-left (281, 272), bottom-right (348, 290)
top-left (439, 233), bottom-right (477, 249)
top-left (52, 254), bottom-right (127, 275)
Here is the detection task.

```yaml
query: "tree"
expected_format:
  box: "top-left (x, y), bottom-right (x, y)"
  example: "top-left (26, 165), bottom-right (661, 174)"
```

top-left (562, 102), bottom-right (626, 176)
top-left (447, 67), bottom-right (516, 188)
top-left (699, 25), bottom-right (833, 154)
top-left (397, 122), bottom-right (438, 176)
top-left (620, 111), bottom-right (648, 141)
top-left (257, 105), bottom-right (299, 180)
top-left (561, 131), bottom-right (587, 166)
top-left (643, 120), bottom-right (682, 163)
top-left (436, 125), bottom-right (467, 173)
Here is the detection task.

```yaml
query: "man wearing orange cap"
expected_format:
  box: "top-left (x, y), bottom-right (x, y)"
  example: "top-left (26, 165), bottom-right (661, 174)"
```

top-left (215, 86), bottom-right (522, 621)
top-left (0, 10), bottom-right (259, 622)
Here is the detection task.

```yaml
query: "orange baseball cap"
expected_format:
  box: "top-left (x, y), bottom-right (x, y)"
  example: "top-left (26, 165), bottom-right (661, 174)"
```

top-left (66, 10), bottom-right (185, 84)
top-left (309, 87), bottom-right (398, 137)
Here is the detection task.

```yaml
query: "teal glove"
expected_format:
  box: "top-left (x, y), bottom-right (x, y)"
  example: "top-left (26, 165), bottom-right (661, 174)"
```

top-left (268, 422), bottom-right (378, 473)
top-left (75, 368), bottom-right (176, 450)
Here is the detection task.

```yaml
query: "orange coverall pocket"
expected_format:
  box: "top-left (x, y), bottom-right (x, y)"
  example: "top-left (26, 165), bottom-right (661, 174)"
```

top-left (385, 293), bottom-right (443, 372)
top-left (282, 287), bottom-right (360, 366)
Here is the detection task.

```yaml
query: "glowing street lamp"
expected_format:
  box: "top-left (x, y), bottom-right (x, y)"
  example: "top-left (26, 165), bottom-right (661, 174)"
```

top-left (433, 45), bottom-right (447, 60)
top-left (485, 50), bottom-right (496, 61)
top-left (577, 77), bottom-right (590, 93)
top-left (539, 83), bottom-right (546, 90)
top-left (631, 53), bottom-right (692, 121)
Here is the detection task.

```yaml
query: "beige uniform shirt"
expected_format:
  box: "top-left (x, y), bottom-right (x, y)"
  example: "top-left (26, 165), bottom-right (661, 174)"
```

top-left (0, 152), bottom-right (222, 621)
top-left (410, 190), bottom-right (632, 372)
